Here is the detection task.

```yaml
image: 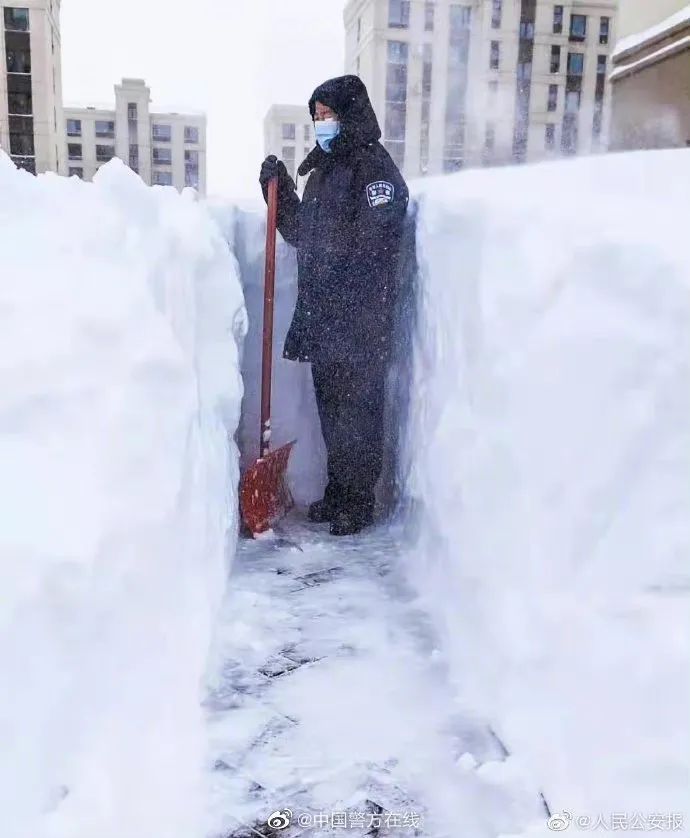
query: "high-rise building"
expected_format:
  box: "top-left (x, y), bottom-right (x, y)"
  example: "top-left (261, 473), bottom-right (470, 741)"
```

top-left (344, 0), bottom-right (618, 178)
top-left (64, 78), bottom-right (207, 194)
top-left (264, 103), bottom-right (314, 190)
top-left (609, 2), bottom-right (690, 150)
top-left (0, 0), bottom-right (65, 175)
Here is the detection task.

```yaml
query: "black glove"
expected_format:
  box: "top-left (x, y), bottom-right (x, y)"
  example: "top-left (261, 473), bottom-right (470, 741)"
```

top-left (259, 155), bottom-right (295, 201)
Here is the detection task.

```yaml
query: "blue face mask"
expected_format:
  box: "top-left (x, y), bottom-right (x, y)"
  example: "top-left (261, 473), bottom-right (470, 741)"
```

top-left (314, 118), bottom-right (341, 152)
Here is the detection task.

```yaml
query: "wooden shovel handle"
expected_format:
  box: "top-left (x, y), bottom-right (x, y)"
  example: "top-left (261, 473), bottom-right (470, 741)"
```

top-left (260, 177), bottom-right (279, 459)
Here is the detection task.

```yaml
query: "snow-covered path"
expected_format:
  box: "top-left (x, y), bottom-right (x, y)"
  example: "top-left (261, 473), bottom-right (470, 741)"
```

top-left (204, 514), bottom-right (547, 838)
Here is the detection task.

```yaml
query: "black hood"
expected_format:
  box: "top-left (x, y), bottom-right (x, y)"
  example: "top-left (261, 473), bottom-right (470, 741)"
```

top-left (298, 75), bottom-right (381, 176)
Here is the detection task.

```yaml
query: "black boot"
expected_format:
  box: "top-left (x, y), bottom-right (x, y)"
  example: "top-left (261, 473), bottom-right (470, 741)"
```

top-left (330, 509), bottom-right (366, 536)
top-left (308, 498), bottom-right (335, 523)
top-left (329, 490), bottom-right (374, 536)
top-left (307, 483), bottom-right (342, 523)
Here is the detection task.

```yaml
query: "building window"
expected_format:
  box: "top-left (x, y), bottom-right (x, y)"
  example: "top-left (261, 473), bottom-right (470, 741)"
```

top-left (548, 84), bottom-right (558, 112)
top-left (153, 170), bottom-right (173, 186)
top-left (12, 156), bottom-right (36, 174)
top-left (449, 4), bottom-right (472, 36)
top-left (517, 61), bottom-right (532, 81)
top-left (385, 101), bottom-right (408, 142)
top-left (593, 56), bottom-right (607, 143)
top-left (282, 145), bottom-right (296, 179)
top-left (491, 0), bottom-right (501, 29)
top-left (128, 103), bottom-right (138, 121)
top-left (4, 7), bottom-right (30, 31)
top-left (567, 52), bottom-right (584, 76)
top-left (152, 123), bottom-right (171, 142)
top-left (420, 43), bottom-right (433, 172)
top-left (569, 14), bottom-right (587, 42)
top-left (562, 112), bottom-right (578, 154)
top-left (6, 48), bottom-right (32, 73)
top-left (95, 120), bottom-right (115, 138)
top-left (385, 39), bottom-right (408, 168)
top-left (152, 147), bottom-right (172, 165)
top-left (9, 120), bottom-right (34, 156)
top-left (484, 123), bottom-right (495, 151)
top-left (96, 144), bottom-right (115, 162)
top-left (184, 126), bottom-right (199, 144)
top-left (553, 5), bottom-right (564, 34)
top-left (599, 17), bottom-right (610, 45)
top-left (129, 144), bottom-right (139, 172)
top-left (386, 40), bottom-right (409, 102)
top-left (69, 167), bottom-right (83, 178)
top-left (545, 124), bottom-right (556, 149)
top-left (444, 5), bottom-right (472, 172)
top-left (490, 41), bottom-right (500, 70)
top-left (388, 0), bottom-right (410, 28)
top-left (185, 150), bottom-right (199, 188)
top-left (8, 91), bottom-right (32, 114)
top-left (565, 90), bottom-right (581, 113)
top-left (425, 0), bottom-right (434, 31)
top-left (68, 143), bottom-right (82, 161)
top-left (519, 20), bottom-right (535, 40)
top-left (550, 45), bottom-right (561, 73)
top-left (281, 123), bottom-right (295, 140)
top-left (66, 118), bottom-right (82, 136)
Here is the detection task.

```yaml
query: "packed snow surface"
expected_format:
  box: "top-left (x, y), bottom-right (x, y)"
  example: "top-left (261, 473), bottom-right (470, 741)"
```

top-left (405, 149), bottom-right (690, 828)
top-left (0, 155), bottom-right (245, 838)
top-left (205, 517), bottom-right (547, 838)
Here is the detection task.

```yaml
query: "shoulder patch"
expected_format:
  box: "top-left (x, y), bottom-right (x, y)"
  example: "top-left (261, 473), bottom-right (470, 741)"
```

top-left (366, 181), bottom-right (395, 208)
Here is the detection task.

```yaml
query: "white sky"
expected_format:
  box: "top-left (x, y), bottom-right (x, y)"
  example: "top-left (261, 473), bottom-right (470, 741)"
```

top-left (60, 0), bottom-right (346, 199)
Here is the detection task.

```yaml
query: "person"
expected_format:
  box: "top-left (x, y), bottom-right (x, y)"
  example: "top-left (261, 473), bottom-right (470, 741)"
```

top-left (259, 75), bottom-right (409, 536)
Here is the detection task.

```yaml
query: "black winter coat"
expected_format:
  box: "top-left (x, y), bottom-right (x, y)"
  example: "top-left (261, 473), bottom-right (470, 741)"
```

top-left (273, 76), bottom-right (409, 365)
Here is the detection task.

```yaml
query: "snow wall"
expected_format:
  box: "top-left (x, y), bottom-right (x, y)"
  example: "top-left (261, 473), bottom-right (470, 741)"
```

top-left (0, 155), bottom-right (246, 838)
top-left (404, 149), bottom-right (690, 824)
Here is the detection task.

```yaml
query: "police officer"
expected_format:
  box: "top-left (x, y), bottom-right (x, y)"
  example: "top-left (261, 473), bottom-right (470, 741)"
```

top-left (259, 75), bottom-right (409, 536)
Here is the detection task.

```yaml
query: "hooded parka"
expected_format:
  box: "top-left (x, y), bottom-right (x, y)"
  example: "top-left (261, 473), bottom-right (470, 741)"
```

top-left (275, 75), bottom-right (409, 365)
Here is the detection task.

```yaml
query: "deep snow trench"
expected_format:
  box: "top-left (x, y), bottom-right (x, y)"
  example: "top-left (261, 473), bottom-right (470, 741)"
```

top-left (204, 516), bottom-right (547, 838)
top-left (2, 148), bottom-right (689, 838)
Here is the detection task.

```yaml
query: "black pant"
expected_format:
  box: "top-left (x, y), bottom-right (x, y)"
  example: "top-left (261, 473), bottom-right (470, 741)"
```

top-left (311, 361), bottom-right (386, 516)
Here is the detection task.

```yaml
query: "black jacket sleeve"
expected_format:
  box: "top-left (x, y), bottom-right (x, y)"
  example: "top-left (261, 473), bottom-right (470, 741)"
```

top-left (275, 185), bottom-right (300, 248)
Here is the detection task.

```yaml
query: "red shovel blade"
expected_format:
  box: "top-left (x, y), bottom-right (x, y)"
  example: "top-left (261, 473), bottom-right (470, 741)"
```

top-left (240, 441), bottom-right (296, 536)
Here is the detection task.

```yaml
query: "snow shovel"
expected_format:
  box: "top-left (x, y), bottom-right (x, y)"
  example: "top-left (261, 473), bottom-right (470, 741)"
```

top-left (240, 177), bottom-right (296, 536)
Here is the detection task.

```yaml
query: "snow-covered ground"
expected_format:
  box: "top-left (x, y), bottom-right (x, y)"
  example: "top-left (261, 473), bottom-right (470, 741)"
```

top-left (404, 149), bottom-right (690, 829)
top-left (2, 145), bottom-right (688, 838)
top-left (204, 516), bottom-right (547, 838)
top-left (0, 155), bottom-right (245, 838)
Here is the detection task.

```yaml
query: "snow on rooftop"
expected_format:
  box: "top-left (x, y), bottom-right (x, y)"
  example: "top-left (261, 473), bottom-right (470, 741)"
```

top-left (63, 102), bottom-right (205, 118)
top-left (610, 34), bottom-right (690, 80)
top-left (64, 102), bottom-right (115, 113)
top-left (613, 3), bottom-right (690, 59)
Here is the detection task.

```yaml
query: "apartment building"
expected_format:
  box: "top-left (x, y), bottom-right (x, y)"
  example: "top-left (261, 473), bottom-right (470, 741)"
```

top-left (0, 0), bottom-right (65, 174)
top-left (344, 0), bottom-right (618, 178)
top-left (609, 2), bottom-right (690, 150)
top-left (64, 78), bottom-right (207, 194)
top-left (264, 103), bottom-right (314, 189)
